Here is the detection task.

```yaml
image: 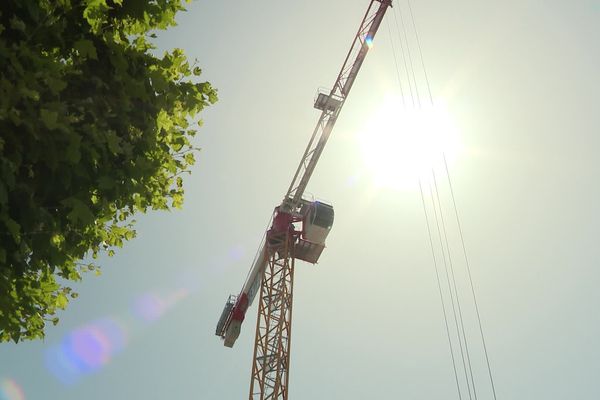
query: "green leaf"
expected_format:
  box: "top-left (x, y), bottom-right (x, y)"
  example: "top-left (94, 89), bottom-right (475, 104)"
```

top-left (156, 109), bottom-right (172, 131)
top-left (2, 217), bottom-right (21, 242)
top-left (47, 77), bottom-right (67, 94)
top-left (106, 131), bottom-right (121, 154)
top-left (51, 234), bottom-right (64, 248)
top-left (172, 192), bottom-right (183, 208)
top-left (9, 16), bottom-right (26, 32)
top-left (184, 152), bottom-right (195, 166)
top-left (65, 133), bottom-right (82, 164)
top-left (19, 87), bottom-right (40, 100)
top-left (150, 69), bottom-right (169, 92)
top-left (98, 176), bottom-right (114, 189)
top-left (56, 293), bottom-right (68, 309)
top-left (40, 109), bottom-right (59, 130)
top-left (83, 0), bottom-right (109, 33)
top-left (61, 197), bottom-right (95, 225)
top-left (74, 39), bottom-right (98, 60)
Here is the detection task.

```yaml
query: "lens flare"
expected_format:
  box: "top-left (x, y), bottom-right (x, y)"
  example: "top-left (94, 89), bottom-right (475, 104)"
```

top-left (132, 293), bottom-right (166, 322)
top-left (44, 269), bottom-right (202, 386)
top-left (0, 378), bottom-right (26, 400)
top-left (132, 288), bottom-right (190, 323)
top-left (44, 346), bottom-right (81, 385)
top-left (70, 326), bottom-right (112, 370)
top-left (365, 35), bottom-right (374, 48)
top-left (228, 245), bottom-right (245, 262)
top-left (346, 174), bottom-right (359, 187)
top-left (45, 318), bottom-right (129, 384)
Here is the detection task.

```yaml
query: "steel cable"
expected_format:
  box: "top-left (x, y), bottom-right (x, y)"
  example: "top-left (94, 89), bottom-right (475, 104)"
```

top-left (419, 180), bottom-right (463, 400)
top-left (444, 155), bottom-right (499, 400)
top-left (429, 180), bottom-right (473, 400)
top-left (386, 18), bottom-right (406, 107)
top-left (433, 170), bottom-right (478, 400)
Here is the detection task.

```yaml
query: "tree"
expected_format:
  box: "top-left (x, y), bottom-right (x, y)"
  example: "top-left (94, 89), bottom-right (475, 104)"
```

top-left (0, 0), bottom-right (217, 342)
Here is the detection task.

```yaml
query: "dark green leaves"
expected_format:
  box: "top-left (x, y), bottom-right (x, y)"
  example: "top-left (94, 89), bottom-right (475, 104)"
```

top-left (73, 39), bottom-right (98, 60)
top-left (61, 197), bottom-right (95, 226)
top-left (40, 109), bottom-right (59, 130)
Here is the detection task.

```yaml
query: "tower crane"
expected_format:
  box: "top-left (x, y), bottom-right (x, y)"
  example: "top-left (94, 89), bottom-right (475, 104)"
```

top-left (216, 1), bottom-right (392, 398)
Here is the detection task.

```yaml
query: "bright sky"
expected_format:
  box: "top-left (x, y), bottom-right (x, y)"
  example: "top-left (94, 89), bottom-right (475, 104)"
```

top-left (2, 1), bottom-right (600, 399)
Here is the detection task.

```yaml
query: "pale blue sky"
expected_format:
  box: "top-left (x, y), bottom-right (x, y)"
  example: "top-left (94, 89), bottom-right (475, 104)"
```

top-left (1, 1), bottom-right (599, 399)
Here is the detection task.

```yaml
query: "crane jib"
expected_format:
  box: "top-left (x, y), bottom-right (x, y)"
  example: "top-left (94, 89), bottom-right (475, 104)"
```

top-left (284, 0), bottom-right (392, 213)
top-left (216, 0), bottom-right (392, 359)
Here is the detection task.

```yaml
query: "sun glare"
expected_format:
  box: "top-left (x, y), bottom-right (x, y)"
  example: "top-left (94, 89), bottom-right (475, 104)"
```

top-left (356, 95), bottom-right (461, 190)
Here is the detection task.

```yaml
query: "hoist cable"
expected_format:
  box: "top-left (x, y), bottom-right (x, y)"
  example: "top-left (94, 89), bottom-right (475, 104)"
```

top-left (406, 0), bottom-right (433, 105)
top-left (395, 2), bottom-right (421, 107)
top-left (433, 170), bottom-right (478, 400)
top-left (392, 4), bottom-right (416, 107)
top-left (429, 180), bottom-right (473, 400)
top-left (419, 181), bottom-right (463, 400)
top-left (386, 18), bottom-right (406, 107)
top-left (443, 155), bottom-right (499, 400)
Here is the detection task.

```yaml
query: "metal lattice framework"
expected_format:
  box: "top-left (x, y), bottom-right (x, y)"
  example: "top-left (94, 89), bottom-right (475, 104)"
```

top-left (249, 229), bottom-right (297, 400)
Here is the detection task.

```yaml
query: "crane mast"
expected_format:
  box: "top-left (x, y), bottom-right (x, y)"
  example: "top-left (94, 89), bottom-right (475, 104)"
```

top-left (216, 1), bottom-right (392, 398)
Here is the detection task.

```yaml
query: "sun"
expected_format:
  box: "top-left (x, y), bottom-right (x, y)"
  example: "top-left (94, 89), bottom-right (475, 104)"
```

top-left (356, 94), bottom-right (461, 190)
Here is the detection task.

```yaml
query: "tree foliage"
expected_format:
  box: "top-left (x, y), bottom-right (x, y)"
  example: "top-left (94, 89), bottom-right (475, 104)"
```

top-left (0, 0), bottom-right (217, 342)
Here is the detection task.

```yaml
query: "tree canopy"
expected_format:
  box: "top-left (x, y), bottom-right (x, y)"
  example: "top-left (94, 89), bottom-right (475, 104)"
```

top-left (0, 0), bottom-right (217, 342)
